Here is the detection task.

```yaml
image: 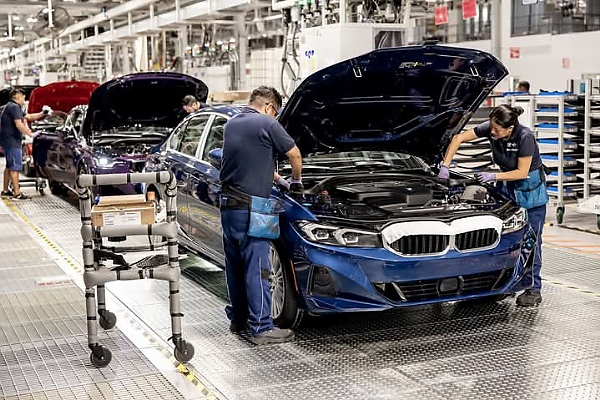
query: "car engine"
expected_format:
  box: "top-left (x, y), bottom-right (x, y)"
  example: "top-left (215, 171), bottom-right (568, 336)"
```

top-left (297, 174), bottom-right (502, 220)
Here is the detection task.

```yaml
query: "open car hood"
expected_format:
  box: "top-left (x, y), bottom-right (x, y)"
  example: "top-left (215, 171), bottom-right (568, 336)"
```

top-left (27, 81), bottom-right (99, 114)
top-left (83, 72), bottom-right (209, 135)
top-left (277, 44), bottom-right (508, 164)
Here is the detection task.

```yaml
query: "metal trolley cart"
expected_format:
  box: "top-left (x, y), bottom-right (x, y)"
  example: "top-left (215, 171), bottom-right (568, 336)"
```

top-left (76, 171), bottom-right (194, 367)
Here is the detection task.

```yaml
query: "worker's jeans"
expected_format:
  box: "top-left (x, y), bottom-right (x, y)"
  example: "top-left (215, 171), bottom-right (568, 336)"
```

top-left (518, 205), bottom-right (546, 292)
top-left (220, 208), bottom-right (274, 335)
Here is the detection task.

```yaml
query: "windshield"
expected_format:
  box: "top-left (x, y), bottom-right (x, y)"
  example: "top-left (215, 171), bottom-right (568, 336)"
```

top-left (279, 151), bottom-right (430, 173)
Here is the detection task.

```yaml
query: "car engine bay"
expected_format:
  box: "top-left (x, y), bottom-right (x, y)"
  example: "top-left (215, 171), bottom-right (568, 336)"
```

top-left (295, 174), bottom-right (506, 220)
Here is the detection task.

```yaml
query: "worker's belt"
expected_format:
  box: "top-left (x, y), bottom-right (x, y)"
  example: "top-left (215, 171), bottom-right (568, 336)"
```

top-left (219, 184), bottom-right (250, 210)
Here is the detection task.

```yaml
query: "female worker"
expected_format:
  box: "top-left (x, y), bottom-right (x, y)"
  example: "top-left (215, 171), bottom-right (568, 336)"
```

top-left (438, 104), bottom-right (548, 307)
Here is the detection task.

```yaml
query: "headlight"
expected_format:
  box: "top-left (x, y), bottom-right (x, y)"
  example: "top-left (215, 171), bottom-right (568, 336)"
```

top-left (296, 221), bottom-right (382, 247)
top-left (96, 157), bottom-right (122, 168)
top-left (502, 207), bottom-right (528, 233)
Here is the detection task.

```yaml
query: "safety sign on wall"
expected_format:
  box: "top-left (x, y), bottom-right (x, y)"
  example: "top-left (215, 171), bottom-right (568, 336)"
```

top-left (434, 5), bottom-right (449, 25)
top-left (462, 0), bottom-right (477, 20)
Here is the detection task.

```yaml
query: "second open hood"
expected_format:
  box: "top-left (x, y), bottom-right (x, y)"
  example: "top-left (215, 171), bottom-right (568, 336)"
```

top-left (83, 72), bottom-right (208, 135)
top-left (278, 44), bottom-right (508, 164)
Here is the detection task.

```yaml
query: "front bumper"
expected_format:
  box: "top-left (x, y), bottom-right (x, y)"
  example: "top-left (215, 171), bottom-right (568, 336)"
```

top-left (285, 225), bottom-right (530, 315)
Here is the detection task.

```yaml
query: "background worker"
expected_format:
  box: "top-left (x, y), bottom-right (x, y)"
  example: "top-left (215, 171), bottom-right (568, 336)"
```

top-left (0, 88), bottom-right (51, 200)
top-left (515, 80), bottom-right (530, 93)
top-left (181, 95), bottom-right (207, 114)
top-left (438, 104), bottom-right (547, 307)
top-left (219, 86), bottom-right (302, 345)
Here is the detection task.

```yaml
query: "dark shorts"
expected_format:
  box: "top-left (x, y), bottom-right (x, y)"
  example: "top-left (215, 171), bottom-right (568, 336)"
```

top-left (4, 147), bottom-right (23, 172)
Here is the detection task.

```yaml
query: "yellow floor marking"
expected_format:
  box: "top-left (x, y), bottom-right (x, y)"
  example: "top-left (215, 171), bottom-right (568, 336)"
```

top-left (3, 198), bottom-right (219, 399)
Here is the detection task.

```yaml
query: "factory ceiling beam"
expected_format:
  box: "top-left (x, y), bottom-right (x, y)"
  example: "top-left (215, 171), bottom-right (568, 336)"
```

top-left (9, 0), bottom-right (161, 55)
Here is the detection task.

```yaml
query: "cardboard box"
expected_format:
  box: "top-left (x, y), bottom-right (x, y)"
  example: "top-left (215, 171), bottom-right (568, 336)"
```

top-left (91, 195), bottom-right (155, 227)
top-left (210, 91), bottom-right (251, 103)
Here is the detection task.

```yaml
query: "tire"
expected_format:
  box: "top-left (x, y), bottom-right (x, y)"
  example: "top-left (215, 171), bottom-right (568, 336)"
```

top-left (556, 206), bottom-right (565, 224)
top-left (269, 243), bottom-right (304, 329)
top-left (49, 180), bottom-right (64, 196)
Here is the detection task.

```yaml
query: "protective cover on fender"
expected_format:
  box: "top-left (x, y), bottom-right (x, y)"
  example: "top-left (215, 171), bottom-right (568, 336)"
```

top-left (27, 81), bottom-right (99, 114)
top-left (83, 72), bottom-right (209, 135)
top-left (277, 44), bottom-right (508, 164)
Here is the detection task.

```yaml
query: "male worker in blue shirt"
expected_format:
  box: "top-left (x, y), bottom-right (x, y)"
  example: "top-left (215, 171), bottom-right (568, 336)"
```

top-left (219, 86), bottom-right (302, 345)
top-left (0, 88), bottom-right (51, 200)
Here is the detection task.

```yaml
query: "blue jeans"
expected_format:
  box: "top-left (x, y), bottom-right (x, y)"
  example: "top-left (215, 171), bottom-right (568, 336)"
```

top-left (220, 208), bottom-right (274, 335)
top-left (519, 205), bottom-right (546, 292)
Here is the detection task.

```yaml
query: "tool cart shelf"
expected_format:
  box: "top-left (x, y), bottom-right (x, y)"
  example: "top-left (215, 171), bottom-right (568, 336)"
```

top-left (582, 79), bottom-right (600, 228)
top-left (76, 172), bottom-right (195, 367)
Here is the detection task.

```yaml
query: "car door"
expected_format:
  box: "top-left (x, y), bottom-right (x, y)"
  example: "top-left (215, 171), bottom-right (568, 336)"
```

top-left (187, 114), bottom-right (228, 259)
top-left (46, 109), bottom-right (81, 183)
top-left (163, 114), bottom-right (211, 233)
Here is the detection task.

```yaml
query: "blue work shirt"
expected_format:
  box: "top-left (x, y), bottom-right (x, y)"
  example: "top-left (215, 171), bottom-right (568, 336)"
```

top-left (220, 107), bottom-right (296, 198)
top-left (0, 101), bottom-right (24, 149)
top-left (474, 121), bottom-right (542, 172)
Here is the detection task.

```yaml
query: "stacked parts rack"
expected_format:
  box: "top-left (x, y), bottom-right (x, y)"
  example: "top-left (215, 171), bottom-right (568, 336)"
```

top-left (508, 92), bottom-right (585, 224)
top-left (582, 78), bottom-right (600, 228)
top-left (76, 171), bottom-right (194, 367)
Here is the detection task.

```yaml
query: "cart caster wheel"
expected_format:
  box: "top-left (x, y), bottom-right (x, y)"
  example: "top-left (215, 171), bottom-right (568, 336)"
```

top-left (556, 207), bottom-right (565, 224)
top-left (99, 311), bottom-right (117, 330)
top-left (90, 346), bottom-right (112, 368)
top-left (174, 340), bottom-right (195, 363)
top-left (39, 188), bottom-right (45, 196)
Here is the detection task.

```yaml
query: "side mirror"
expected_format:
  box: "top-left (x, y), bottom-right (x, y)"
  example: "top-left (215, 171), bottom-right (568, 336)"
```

top-left (208, 148), bottom-right (223, 169)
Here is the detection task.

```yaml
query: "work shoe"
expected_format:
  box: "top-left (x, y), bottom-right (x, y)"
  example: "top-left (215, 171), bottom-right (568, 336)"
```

top-left (229, 320), bottom-right (249, 335)
top-left (250, 328), bottom-right (295, 345)
top-left (1, 190), bottom-right (13, 197)
top-left (516, 289), bottom-right (542, 307)
top-left (12, 193), bottom-right (31, 200)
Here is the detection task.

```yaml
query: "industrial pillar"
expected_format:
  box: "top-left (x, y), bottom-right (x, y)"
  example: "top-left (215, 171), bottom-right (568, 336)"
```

top-left (122, 42), bottom-right (131, 75)
top-left (491, 0), bottom-right (502, 60)
top-left (135, 36), bottom-right (148, 71)
top-left (234, 13), bottom-right (248, 90)
top-left (105, 45), bottom-right (112, 80)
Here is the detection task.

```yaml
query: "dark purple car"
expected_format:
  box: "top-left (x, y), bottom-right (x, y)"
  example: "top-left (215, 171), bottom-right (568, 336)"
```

top-left (34, 72), bottom-right (208, 195)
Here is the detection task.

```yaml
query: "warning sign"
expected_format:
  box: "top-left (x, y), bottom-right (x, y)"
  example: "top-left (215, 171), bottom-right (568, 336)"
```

top-left (510, 47), bottom-right (520, 59)
top-left (462, 0), bottom-right (477, 20)
top-left (434, 5), bottom-right (449, 25)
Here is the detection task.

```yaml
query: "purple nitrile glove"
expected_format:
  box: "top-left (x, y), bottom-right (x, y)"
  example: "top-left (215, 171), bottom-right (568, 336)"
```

top-left (275, 175), bottom-right (290, 190)
top-left (475, 172), bottom-right (496, 183)
top-left (438, 165), bottom-right (449, 179)
top-left (289, 177), bottom-right (303, 193)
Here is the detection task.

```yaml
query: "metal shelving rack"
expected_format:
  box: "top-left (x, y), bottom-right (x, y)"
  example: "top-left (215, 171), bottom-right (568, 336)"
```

top-left (533, 92), bottom-right (583, 223)
top-left (581, 78), bottom-right (600, 228)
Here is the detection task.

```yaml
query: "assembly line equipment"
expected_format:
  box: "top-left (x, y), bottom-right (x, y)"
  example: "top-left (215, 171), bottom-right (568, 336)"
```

top-left (76, 171), bottom-right (194, 367)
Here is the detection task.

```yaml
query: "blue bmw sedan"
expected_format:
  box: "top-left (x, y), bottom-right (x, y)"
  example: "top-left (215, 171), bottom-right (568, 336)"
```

top-left (144, 44), bottom-right (536, 328)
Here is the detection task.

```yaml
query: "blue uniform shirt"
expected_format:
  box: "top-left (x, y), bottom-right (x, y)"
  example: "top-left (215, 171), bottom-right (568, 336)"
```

top-left (474, 121), bottom-right (542, 172)
top-left (0, 101), bottom-right (24, 149)
top-left (220, 107), bottom-right (296, 198)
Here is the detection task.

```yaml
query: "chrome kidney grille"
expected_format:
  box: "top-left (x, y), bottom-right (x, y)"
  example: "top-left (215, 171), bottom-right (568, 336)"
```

top-left (381, 216), bottom-right (503, 256)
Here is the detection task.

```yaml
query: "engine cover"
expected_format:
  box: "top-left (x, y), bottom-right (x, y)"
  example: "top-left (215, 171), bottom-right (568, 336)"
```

top-left (335, 182), bottom-right (433, 207)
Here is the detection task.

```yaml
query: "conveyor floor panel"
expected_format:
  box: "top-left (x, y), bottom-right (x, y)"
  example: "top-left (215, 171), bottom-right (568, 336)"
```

top-left (2, 190), bottom-right (600, 400)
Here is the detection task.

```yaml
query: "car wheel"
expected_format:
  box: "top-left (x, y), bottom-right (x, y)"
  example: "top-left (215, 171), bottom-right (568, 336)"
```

top-left (269, 243), bottom-right (304, 328)
top-left (49, 180), bottom-right (65, 196)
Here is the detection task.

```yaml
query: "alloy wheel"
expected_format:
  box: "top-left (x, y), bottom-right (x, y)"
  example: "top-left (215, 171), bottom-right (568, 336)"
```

top-left (268, 245), bottom-right (285, 320)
